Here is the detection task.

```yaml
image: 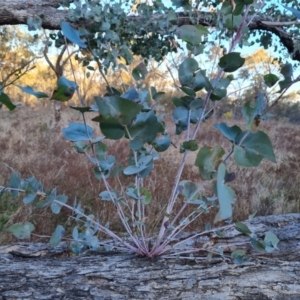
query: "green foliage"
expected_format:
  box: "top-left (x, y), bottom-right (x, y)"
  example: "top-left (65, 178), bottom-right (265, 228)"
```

top-left (7, 222), bottom-right (35, 239)
top-left (62, 122), bottom-right (94, 141)
top-left (61, 21), bottom-right (87, 49)
top-left (195, 146), bottom-right (225, 180)
top-left (234, 131), bottom-right (276, 167)
top-left (3, 0), bottom-right (293, 261)
top-left (214, 163), bottom-right (236, 223)
top-left (16, 85), bottom-right (48, 98)
top-left (218, 53), bottom-right (245, 73)
top-left (51, 76), bottom-right (78, 101)
top-left (0, 93), bottom-right (16, 111)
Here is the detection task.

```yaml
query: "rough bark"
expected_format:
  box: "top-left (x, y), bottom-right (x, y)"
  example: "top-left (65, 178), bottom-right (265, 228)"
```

top-left (0, 0), bottom-right (299, 62)
top-left (0, 213), bottom-right (300, 299)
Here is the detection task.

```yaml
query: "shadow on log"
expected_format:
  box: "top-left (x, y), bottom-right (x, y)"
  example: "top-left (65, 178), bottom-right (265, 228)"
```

top-left (0, 213), bottom-right (300, 299)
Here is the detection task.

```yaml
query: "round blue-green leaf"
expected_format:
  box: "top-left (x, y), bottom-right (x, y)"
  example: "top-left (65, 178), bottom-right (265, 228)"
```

top-left (178, 58), bottom-right (199, 86)
top-left (50, 225), bottom-right (65, 247)
top-left (95, 96), bottom-right (142, 126)
top-left (23, 193), bottom-right (36, 204)
top-left (176, 25), bottom-right (203, 45)
top-left (130, 139), bottom-right (144, 151)
top-left (153, 135), bottom-right (171, 152)
top-left (7, 222), bottom-right (35, 239)
top-left (219, 52), bottom-right (245, 72)
top-left (61, 21), bottom-right (87, 48)
top-left (234, 131), bottom-right (276, 167)
top-left (214, 163), bottom-right (236, 223)
top-left (51, 195), bottom-right (68, 214)
top-left (195, 146), bottom-right (225, 180)
top-left (264, 231), bottom-right (280, 252)
top-left (17, 85), bottom-right (48, 98)
top-left (62, 122), bottom-right (94, 141)
top-left (214, 123), bottom-right (242, 142)
top-left (180, 86), bottom-right (196, 97)
top-left (173, 106), bottom-right (189, 134)
top-left (122, 88), bottom-right (139, 101)
top-left (92, 115), bottom-right (125, 140)
top-left (193, 70), bottom-right (212, 91)
top-left (128, 111), bottom-right (162, 143)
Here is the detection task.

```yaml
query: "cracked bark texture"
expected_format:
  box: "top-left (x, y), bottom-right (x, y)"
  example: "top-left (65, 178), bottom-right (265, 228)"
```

top-left (0, 213), bottom-right (300, 299)
top-left (0, 0), bottom-right (299, 62)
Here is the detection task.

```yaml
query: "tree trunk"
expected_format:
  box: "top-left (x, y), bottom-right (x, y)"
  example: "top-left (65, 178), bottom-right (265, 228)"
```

top-left (1, 213), bottom-right (300, 299)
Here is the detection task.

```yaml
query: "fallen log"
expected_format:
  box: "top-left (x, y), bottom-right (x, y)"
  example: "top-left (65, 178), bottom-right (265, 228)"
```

top-left (0, 213), bottom-right (299, 299)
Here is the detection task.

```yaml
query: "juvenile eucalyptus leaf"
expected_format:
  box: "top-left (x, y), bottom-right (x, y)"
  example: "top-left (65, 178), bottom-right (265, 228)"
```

top-left (128, 111), bottom-right (162, 143)
top-left (234, 131), bottom-right (276, 167)
top-left (214, 123), bottom-right (242, 142)
top-left (264, 231), bottom-right (280, 252)
top-left (93, 115), bottom-right (125, 140)
top-left (193, 70), bottom-right (213, 92)
top-left (61, 21), bottom-right (87, 48)
top-left (264, 74), bottom-right (279, 87)
top-left (235, 222), bottom-right (252, 235)
top-left (0, 93), bottom-right (16, 110)
top-left (123, 155), bottom-right (153, 175)
top-left (140, 188), bottom-right (152, 205)
top-left (50, 225), bottom-right (65, 247)
top-left (62, 122), bottom-right (94, 141)
top-left (9, 172), bottom-right (21, 198)
top-left (130, 139), bottom-right (144, 151)
top-left (219, 52), bottom-right (245, 72)
top-left (178, 180), bottom-right (198, 201)
top-left (51, 195), bottom-right (68, 214)
top-left (195, 146), bottom-right (225, 180)
top-left (210, 78), bottom-right (231, 101)
top-left (214, 163), bottom-right (236, 223)
top-left (180, 86), bottom-right (196, 97)
top-left (138, 88), bottom-right (151, 103)
top-left (152, 135), bottom-right (171, 152)
top-left (17, 85), bottom-right (48, 98)
top-left (23, 193), bottom-right (36, 204)
top-left (122, 88), bottom-right (139, 101)
top-left (51, 76), bottom-right (78, 101)
top-left (173, 106), bottom-right (189, 134)
top-left (7, 222), bottom-right (35, 239)
top-left (152, 92), bottom-right (165, 101)
top-left (95, 96), bottom-right (142, 125)
top-left (99, 190), bottom-right (115, 201)
top-left (178, 58), bottom-right (199, 86)
top-left (242, 92), bottom-right (264, 131)
top-left (176, 25), bottom-right (204, 45)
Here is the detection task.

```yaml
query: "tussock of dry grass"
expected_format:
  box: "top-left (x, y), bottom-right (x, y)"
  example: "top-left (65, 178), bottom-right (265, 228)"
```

top-left (1, 107), bottom-right (300, 244)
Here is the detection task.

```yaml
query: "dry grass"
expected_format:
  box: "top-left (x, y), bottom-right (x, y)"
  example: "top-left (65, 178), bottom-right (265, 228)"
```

top-left (1, 106), bottom-right (300, 244)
